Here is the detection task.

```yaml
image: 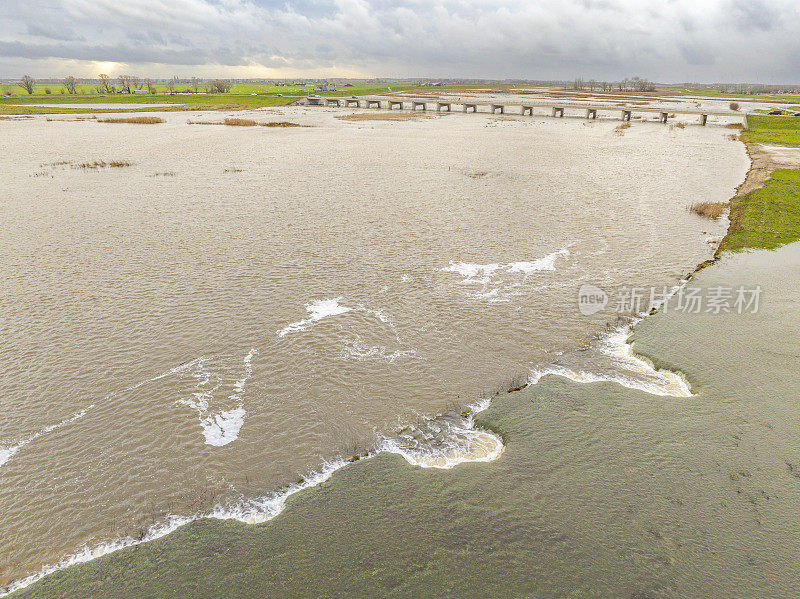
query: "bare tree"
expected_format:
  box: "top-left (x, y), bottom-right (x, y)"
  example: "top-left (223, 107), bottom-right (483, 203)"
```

top-left (98, 73), bottom-right (111, 94)
top-left (144, 78), bottom-right (156, 94)
top-left (62, 76), bottom-right (78, 94)
top-left (118, 75), bottom-right (133, 94)
top-left (19, 75), bottom-right (35, 94)
top-left (190, 77), bottom-right (200, 93)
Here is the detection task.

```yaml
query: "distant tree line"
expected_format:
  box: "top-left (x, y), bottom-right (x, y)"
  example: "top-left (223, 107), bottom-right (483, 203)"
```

top-left (570, 76), bottom-right (656, 92)
top-left (12, 74), bottom-right (238, 96)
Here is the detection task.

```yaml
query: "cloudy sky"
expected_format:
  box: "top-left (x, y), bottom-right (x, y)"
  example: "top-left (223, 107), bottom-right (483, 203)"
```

top-left (1, 0), bottom-right (799, 82)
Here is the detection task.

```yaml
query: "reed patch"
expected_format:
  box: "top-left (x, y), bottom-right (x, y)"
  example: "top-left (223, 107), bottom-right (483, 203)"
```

top-left (97, 117), bottom-right (164, 124)
top-left (689, 201), bottom-right (727, 219)
top-left (73, 160), bottom-right (132, 170)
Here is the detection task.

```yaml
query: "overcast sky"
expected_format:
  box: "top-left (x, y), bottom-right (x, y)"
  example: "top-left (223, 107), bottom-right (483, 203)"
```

top-left (1, 0), bottom-right (799, 82)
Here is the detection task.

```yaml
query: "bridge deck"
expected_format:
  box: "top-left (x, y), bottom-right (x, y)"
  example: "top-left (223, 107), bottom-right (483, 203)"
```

top-left (312, 96), bottom-right (743, 119)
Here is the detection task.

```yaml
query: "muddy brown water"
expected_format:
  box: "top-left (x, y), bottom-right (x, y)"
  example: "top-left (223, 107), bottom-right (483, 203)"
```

top-left (0, 106), bottom-right (747, 587)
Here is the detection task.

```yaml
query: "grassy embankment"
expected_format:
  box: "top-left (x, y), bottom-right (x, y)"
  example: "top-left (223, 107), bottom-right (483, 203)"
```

top-left (0, 83), bottom-right (483, 115)
top-left (720, 115), bottom-right (800, 252)
top-left (672, 87), bottom-right (800, 104)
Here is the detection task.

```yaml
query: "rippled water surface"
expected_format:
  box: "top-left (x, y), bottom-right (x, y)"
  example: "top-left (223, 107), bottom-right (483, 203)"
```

top-left (0, 107), bottom-right (747, 587)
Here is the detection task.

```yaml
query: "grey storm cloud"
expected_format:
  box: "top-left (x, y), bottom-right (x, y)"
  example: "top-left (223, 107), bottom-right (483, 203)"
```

top-left (1, 0), bottom-right (800, 80)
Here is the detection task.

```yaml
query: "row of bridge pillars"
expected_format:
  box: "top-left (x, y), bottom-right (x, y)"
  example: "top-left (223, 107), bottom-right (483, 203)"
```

top-left (324, 99), bottom-right (711, 125)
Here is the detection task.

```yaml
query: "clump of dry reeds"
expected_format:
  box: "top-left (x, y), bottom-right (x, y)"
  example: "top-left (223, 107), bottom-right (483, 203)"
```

top-left (74, 160), bottom-right (131, 169)
top-left (98, 116), bottom-right (164, 124)
top-left (223, 167), bottom-right (243, 173)
top-left (223, 118), bottom-right (257, 126)
top-left (689, 201), bottom-right (727, 219)
top-left (259, 121), bottom-right (303, 127)
top-left (675, 122), bottom-right (686, 129)
top-left (726, 123), bottom-right (745, 130)
top-left (614, 122), bottom-right (631, 134)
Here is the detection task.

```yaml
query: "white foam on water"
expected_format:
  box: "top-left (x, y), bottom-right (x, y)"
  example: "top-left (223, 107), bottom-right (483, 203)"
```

top-left (442, 262), bottom-right (502, 281)
top-left (277, 297), bottom-right (352, 337)
top-left (0, 455), bottom-right (352, 597)
top-left (200, 407), bottom-right (247, 447)
top-left (0, 407), bottom-right (91, 469)
top-left (175, 349), bottom-right (257, 447)
top-left (1, 358), bottom-right (216, 468)
top-left (379, 397), bottom-right (504, 469)
top-left (340, 338), bottom-right (415, 363)
top-left (1, 396), bottom-right (505, 595)
top-left (529, 322), bottom-right (692, 398)
top-left (507, 249), bottom-right (571, 274)
top-left (442, 249), bottom-right (571, 301)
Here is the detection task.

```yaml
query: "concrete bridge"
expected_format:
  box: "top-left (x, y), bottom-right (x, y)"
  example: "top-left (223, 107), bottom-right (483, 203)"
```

top-left (310, 96), bottom-right (744, 126)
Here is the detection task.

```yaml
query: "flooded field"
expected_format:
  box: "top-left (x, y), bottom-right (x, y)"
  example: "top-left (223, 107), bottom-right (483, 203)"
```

top-left (0, 106), bottom-right (748, 591)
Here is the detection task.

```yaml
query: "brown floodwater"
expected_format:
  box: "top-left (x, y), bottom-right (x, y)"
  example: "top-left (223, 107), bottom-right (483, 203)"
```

top-left (0, 106), bottom-right (747, 588)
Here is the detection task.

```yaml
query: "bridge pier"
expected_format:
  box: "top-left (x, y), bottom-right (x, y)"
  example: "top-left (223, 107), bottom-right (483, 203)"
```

top-left (621, 110), bottom-right (632, 122)
top-left (586, 108), bottom-right (597, 119)
top-left (325, 98), bottom-right (341, 107)
top-left (412, 101), bottom-right (426, 111)
top-left (367, 99), bottom-right (382, 109)
top-left (388, 100), bottom-right (403, 110)
top-left (345, 99), bottom-right (360, 107)
top-left (491, 104), bottom-right (505, 114)
top-left (700, 114), bottom-right (708, 126)
top-left (552, 107), bottom-right (565, 118)
top-left (437, 102), bottom-right (451, 112)
top-left (463, 104), bottom-right (477, 113)
top-left (522, 106), bottom-right (533, 116)
top-left (660, 112), bottom-right (669, 124)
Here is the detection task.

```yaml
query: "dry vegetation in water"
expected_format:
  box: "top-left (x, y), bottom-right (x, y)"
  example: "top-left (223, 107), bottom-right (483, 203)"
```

top-left (614, 122), bottom-right (631, 134)
top-left (690, 201), bottom-right (727, 219)
top-left (97, 117), bottom-right (164, 124)
top-left (336, 112), bottom-right (433, 122)
top-left (73, 160), bottom-right (132, 169)
top-left (223, 118), bottom-right (257, 126)
top-left (260, 121), bottom-right (303, 127)
top-left (188, 119), bottom-right (305, 127)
